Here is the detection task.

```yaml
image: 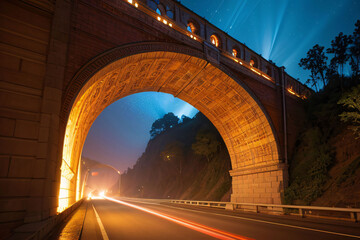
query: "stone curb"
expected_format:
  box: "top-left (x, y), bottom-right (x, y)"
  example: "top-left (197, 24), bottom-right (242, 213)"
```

top-left (7, 199), bottom-right (84, 240)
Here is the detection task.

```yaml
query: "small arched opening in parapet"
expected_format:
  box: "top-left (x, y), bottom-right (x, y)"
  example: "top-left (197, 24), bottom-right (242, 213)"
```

top-left (58, 43), bottom-right (283, 213)
top-left (232, 46), bottom-right (241, 58)
top-left (165, 5), bottom-right (174, 19)
top-left (157, 4), bottom-right (166, 16)
top-left (249, 56), bottom-right (258, 68)
top-left (187, 20), bottom-right (199, 35)
top-left (147, 0), bottom-right (159, 11)
top-left (210, 34), bottom-right (221, 48)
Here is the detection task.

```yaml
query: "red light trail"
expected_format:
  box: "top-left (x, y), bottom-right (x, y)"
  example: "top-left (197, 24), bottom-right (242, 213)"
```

top-left (105, 197), bottom-right (254, 240)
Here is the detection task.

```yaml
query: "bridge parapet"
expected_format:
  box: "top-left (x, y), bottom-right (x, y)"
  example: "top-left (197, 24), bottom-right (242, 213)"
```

top-left (119, 0), bottom-right (311, 98)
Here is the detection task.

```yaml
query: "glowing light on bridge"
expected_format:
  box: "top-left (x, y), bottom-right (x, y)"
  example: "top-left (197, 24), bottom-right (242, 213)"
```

top-left (287, 87), bottom-right (307, 99)
top-left (261, 74), bottom-right (272, 81)
top-left (210, 34), bottom-right (220, 47)
top-left (250, 67), bottom-right (261, 75)
top-left (232, 49), bottom-right (238, 57)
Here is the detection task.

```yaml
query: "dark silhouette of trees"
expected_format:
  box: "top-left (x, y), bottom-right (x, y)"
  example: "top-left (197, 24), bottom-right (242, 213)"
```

top-left (350, 20), bottom-right (360, 76)
top-left (299, 44), bottom-right (328, 91)
top-left (327, 32), bottom-right (352, 78)
top-left (192, 130), bottom-right (220, 162)
top-left (300, 19), bottom-right (360, 91)
top-left (150, 112), bottom-right (179, 138)
top-left (180, 115), bottom-right (192, 124)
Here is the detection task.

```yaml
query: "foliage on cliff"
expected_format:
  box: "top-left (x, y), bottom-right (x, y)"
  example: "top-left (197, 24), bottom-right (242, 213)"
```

top-left (285, 19), bottom-right (360, 206)
top-left (120, 112), bottom-right (232, 201)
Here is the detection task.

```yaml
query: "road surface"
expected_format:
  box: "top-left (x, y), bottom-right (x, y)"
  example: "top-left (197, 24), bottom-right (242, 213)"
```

top-left (79, 197), bottom-right (360, 240)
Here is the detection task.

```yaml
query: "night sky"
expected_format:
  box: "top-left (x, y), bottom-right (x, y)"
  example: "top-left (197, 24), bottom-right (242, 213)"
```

top-left (82, 0), bottom-right (360, 173)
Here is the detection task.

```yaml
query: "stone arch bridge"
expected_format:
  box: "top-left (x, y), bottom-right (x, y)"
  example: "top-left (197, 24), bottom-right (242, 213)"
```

top-left (0, 0), bottom-right (311, 237)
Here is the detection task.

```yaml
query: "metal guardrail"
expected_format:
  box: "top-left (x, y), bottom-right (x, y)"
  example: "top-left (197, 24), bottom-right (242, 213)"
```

top-left (169, 200), bottom-right (360, 222)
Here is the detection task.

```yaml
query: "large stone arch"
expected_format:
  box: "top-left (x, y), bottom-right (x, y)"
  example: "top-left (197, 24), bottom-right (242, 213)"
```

top-left (58, 42), bottom-right (286, 212)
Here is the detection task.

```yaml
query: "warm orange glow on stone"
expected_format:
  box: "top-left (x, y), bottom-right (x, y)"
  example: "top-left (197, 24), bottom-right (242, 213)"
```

top-left (232, 49), bottom-right (237, 57)
top-left (59, 51), bottom-right (280, 211)
top-left (210, 35), bottom-right (219, 47)
top-left (287, 87), bottom-right (307, 99)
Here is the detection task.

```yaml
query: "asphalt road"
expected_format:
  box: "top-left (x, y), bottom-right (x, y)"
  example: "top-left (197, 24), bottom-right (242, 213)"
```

top-left (80, 197), bottom-right (360, 240)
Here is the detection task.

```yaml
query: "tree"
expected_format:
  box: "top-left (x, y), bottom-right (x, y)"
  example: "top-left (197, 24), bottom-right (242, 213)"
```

top-left (338, 84), bottom-right (360, 138)
top-left (192, 130), bottom-right (220, 162)
top-left (150, 112), bottom-right (179, 138)
top-left (299, 44), bottom-right (328, 90)
top-left (327, 32), bottom-right (352, 77)
top-left (350, 20), bottom-right (360, 76)
top-left (180, 115), bottom-right (192, 124)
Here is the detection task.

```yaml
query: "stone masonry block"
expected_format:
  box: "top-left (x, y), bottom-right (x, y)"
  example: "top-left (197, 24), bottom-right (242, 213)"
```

top-left (0, 211), bottom-right (26, 223)
top-left (32, 159), bottom-right (46, 178)
top-left (40, 114), bottom-right (51, 128)
top-left (29, 179), bottom-right (45, 197)
top-left (21, 59), bottom-right (46, 77)
top-left (0, 179), bottom-right (30, 197)
top-left (25, 197), bottom-right (42, 212)
top-left (0, 156), bottom-right (10, 177)
top-left (41, 99), bottom-right (61, 115)
top-left (38, 127), bottom-right (50, 142)
top-left (36, 142), bottom-right (48, 159)
top-left (0, 52), bottom-right (20, 71)
top-left (43, 87), bottom-right (62, 102)
top-left (0, 137), bottom-right (37, 156)
top-left (0, 117), bottom-right (15, 137)
top-left (8, 157), bottom-right (35, 178)
top-left (14, 120), bottom-right (39, 139)
top-left (0, 90), bottom-right (41, 112)
top-left (0, 198), bottom-right (26, 212)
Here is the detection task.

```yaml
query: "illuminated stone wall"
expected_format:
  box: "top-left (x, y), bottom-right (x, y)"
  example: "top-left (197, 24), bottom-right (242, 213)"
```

top-left (0, 0), bottom-right (308, 237)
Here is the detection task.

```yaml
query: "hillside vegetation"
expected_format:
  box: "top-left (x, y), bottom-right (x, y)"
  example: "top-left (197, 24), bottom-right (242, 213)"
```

top-left (285, 19), bottom-right (360, 207)
top-left (120, 113), bottom-right (232, 201)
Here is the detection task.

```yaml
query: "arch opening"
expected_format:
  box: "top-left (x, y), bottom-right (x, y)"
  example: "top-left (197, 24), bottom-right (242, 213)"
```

top-left (58, 50), bottom-right (282, 212)
top-left (210, 34), bottom-right (220, 47)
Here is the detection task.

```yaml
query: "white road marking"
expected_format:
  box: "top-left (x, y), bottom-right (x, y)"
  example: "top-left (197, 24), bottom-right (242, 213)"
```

top-left (142, 203), bottom-right (360, 239)
top-left (92, 203), bottom-right (110, 240)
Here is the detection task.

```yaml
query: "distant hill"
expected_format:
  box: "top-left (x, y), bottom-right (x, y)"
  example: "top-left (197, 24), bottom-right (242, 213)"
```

top-left (120, 112), bottom-right (232, 201)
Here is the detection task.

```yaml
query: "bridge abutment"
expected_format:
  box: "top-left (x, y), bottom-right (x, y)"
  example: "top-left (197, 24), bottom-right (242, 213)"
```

top-left (230, 163), bottom-right (288, 204)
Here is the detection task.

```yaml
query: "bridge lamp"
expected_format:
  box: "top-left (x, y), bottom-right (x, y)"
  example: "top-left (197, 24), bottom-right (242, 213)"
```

top-left (157, 16), bottom-right (161, 21)
top-left (163, 19), bottom-right (167, 24)
top-left (169, 23), bottom-right (172, 27)
top-left (135, 2), bottom-right (138, 8)
top-left (127, 0), bottom-right (133, 4)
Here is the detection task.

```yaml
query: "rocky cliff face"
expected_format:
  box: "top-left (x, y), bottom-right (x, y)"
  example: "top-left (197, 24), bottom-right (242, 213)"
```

top-left (120, 113), bottom-right (232, 201)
